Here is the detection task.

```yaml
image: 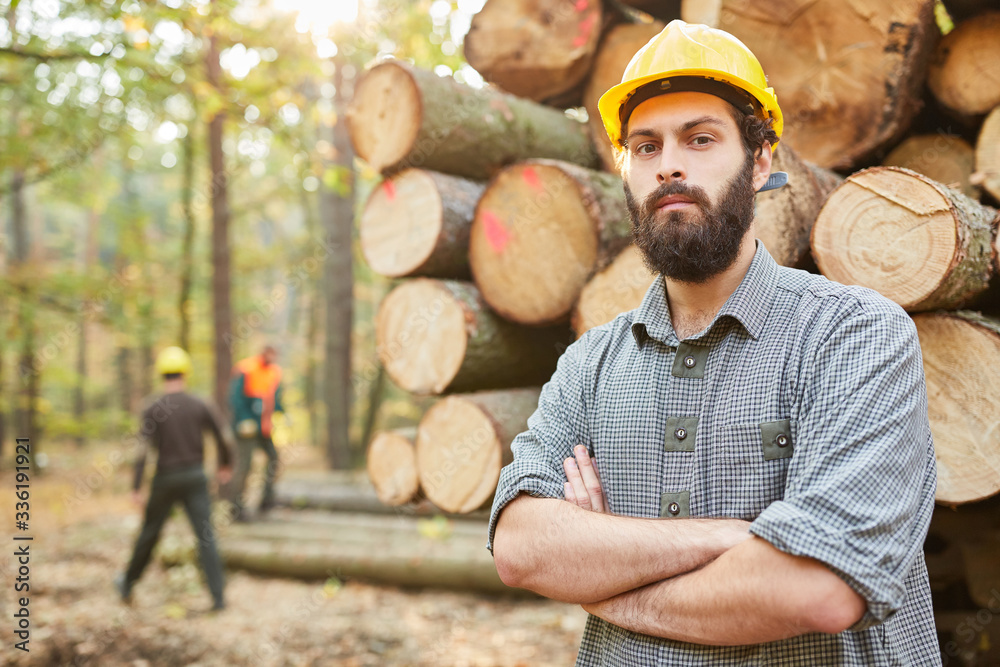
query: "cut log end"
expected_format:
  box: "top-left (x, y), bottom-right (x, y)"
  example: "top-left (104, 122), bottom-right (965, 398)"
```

top-left (361, 170), bottom-right (445, 277)
top-left (366, 429), bottom-right (420, 506)
top-left (883, 134), bottom-right (979, 200)
top-left (376, 280), bottom-right (467, 394)
top-left (928, 11), bottom-right (1000, 117)
top-left (416, 397), bottom-right (505, 514)
top-left (812, 168), bottom-right (962, 310)
top-left (464, 0), bottom-right (604, 103)
top-left (977, 106), bottom-right (1000, 203)
top-left (471, 163), bottom-right (600, 324)
top-left (347, 62), bottom-right (420, 173)
top-left (914, 312), bottom-right (1000, 505)
top-left (572, 245), bottom-right (655, 337)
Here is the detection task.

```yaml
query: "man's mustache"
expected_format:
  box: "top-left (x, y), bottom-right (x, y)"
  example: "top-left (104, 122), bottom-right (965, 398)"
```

top-left (640, 181), bottom-right (712, 217)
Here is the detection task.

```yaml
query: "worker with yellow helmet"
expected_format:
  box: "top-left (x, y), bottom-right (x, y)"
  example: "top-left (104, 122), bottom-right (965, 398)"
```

top-left (117, 346), bottom-right (235, 612)
top-left (490, 20), bottom-right (938, 665)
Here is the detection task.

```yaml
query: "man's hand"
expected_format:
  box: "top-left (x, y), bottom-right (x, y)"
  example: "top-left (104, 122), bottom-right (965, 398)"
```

top-left (217, 465), bottom-right (233, 486)
top-left (563, 445), bottom-right (607, 513)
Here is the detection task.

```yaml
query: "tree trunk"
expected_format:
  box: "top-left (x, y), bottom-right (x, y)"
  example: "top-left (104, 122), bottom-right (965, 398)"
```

top-left (913, 311), bottom-right (1000, 506)
top-left (416, 388), bottom-right (541, 514)
top-left (572, 244), bottom-right (656, 337)
top-left (683, 0), bottom-right (938, 170)
top-left (74, 206), bottom-right (100, 447)
top-left (928, 11), bottom-right (1000, 118)
top-left (324, 54), bottom-right (355, 469)
top-left (359, 169), bottom-right (484, 279)
top-left (359, 360), bottom-right (385, 452)
top-left (219, 512), bottom-right (524, 595)
top-left (206, 8), bottom-right (232, 415)
top-left (583, 20), bottom-right (665, 172)
top-left (178, 127), bottom-right (196, 352)
top-left (755, 143), bottom-right (843, 269)
top-left (975, 106), bottom-right (1000, 204)
top-left (376, 279), bottom-right (570, 395)
top-left (346, 61), bottom-right (599, 179)
top-left (10, 170), bottom-right (39, 458)
top-left (811, 167), bottom-right (998, 312)
top-left (883, 133), bottom-right (979, 200)
top-left (470, 159), bottom-right (630, 325)
top-left (366, 427), bottom-right (420, 506)
top-left (463, 0), bottom-right (605, 105)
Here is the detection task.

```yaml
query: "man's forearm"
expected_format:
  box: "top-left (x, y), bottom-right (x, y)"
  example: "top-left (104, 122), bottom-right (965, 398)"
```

top-left (583, 536), bottom-right (867, 644)
top-left (492, 494), bottom-right (750, 604)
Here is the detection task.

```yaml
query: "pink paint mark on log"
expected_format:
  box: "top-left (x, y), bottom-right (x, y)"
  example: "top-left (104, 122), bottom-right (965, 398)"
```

top-left (574, 0), bottom-right (588, 12)
top-left (573, 13), bottom-right (596, 48)
top-left (382, 179), bottom-right (396, 201)
top-left (481, 210), bottom-right (510, 253)
top-left (521, 167), bottom-right (543, 191)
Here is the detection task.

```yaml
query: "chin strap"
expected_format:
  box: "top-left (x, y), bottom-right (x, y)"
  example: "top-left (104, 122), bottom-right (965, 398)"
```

top-left (758, 171), bottom-right (788, 193)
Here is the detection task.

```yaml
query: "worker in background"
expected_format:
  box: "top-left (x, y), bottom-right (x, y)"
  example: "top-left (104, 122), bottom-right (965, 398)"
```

top-left (117, 346), bottom-right (233, 611)
top-left (228, 344), bottom-right (284, 521)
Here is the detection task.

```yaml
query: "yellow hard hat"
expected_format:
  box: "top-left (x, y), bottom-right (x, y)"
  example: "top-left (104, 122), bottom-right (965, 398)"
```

top-left (598, 20), bottom-right (782, 151)
top-left (155, 346), bottom-right (192, 376)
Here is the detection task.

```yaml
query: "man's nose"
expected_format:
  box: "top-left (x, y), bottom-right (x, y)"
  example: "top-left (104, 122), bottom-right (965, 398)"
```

top-left (655, 145), bottom-right (686, 184)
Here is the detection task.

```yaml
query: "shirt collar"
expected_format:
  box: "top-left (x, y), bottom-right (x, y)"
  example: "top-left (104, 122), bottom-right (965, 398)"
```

top-left (631, 241), bottom-right (780, 347)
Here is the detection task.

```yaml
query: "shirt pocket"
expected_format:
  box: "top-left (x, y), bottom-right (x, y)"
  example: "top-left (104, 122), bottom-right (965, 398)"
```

top-left (704, 419), bottom-right (796, 519)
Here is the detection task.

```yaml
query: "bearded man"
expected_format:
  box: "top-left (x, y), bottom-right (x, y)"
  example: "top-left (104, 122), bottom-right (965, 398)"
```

top-left (488, 20), bottom-right (940, 666)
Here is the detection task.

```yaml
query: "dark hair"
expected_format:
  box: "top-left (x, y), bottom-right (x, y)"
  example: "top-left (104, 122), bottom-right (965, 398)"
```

top-left (616, 99), bottom-right (779, 170)
top-left (162, 372), bottom-right (183, 380)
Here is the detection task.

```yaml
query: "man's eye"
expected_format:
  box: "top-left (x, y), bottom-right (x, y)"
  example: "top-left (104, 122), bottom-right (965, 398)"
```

top-left (692, 136), bottom-right (713, 146)
top-left (635, 143), bottom-right (657, 155)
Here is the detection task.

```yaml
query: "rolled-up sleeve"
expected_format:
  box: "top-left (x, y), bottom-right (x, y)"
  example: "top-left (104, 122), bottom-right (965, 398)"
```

top-left (749, 298), bottom-right (936, 630)
top-left (486, 330), bottom-right (599, 554)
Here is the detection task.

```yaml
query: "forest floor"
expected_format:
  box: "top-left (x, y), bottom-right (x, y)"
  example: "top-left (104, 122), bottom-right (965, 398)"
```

top-left (0, 439), bottom-right (585, 666)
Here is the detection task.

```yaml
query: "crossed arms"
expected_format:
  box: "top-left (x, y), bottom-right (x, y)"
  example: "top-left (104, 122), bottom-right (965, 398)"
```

top-left (492, 445), bottom-right (867, 645)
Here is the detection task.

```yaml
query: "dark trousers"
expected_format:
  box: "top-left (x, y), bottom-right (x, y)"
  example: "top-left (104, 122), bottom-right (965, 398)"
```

top-left (230, 434), bottom-right (279, 515)
top-left (124, 466), bottom-right (225, 606)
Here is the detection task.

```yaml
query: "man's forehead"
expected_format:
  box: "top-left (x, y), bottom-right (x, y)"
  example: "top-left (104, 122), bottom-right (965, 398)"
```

top-left (627, 91), bottom-right (737, 132)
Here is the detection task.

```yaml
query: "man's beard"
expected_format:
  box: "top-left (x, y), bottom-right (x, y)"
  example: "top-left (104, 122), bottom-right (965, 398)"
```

top-left (625, 156), bottom-right (757, 284)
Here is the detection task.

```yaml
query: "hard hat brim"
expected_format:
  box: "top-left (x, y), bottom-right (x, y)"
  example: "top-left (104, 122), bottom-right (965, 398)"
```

top-left (598, 69), bottom-right (783, 152)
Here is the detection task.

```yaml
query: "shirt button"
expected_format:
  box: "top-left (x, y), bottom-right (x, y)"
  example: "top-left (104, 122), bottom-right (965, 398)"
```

top-left (667, 502), bottom-right (680, 515)
top-left (776, 434), bottom-right (790, 448)
top-left (683, 355), bottom-right (696, 368)
top-left (674, 427), bottom-right (687, 440)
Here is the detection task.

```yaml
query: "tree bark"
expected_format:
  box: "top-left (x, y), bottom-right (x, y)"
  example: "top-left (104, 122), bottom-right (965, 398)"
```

top-left (883, 133), bottom-right (979, 200)
top-left (219, 512), bottom-right (525, 595)
top-left (74, 205), bottom-right (100, 447)
top-left (206, 3), bottom-right (232, 416)
top-left (928, 11), bottom-right (1000, 118)
top-left (416, 388), bottom-right (541, 514)
top-left (366, 427), bottom-right (420, 506)
top-left (375, 279), bottom-right (570, 395)
top-left (463, 0), bottom-right (605, 105)
top-left (811, 167), bottom-right (999, 312)
top-left (755, 143), bottom-right (843, 269)
top-left (683, 0), bottom-right (938, 170)
top-left (913, 311), bottom-right (1000, 505)
top-left (324, 53), bottom-right (355, 469)
top-left (470, 159), bottom-right (630, 325)
top-left (572, 244), bottom-right (655, 337)
top-left (359, 169), bottom-right (484, 279)
top-left (583, 20), bottom-right (665, 172)
top-left (975, 106), bottom-right (1000, 204)
top-left (178, 127), bottom-right (196, 352)
top-left (346, 61), bottom-right (599, 179)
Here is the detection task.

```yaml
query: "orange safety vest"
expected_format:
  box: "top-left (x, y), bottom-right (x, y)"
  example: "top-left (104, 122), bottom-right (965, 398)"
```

top-left (236, 355), bottom-right (282, 436)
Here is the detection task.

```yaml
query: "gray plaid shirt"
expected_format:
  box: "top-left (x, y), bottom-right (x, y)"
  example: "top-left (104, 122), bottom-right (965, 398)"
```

top-left (489, 242), bottom-right (940, 666)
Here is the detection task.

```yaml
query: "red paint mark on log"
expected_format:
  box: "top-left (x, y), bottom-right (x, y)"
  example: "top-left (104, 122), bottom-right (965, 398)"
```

top-left (573, 13), bottom-right (596, 48)
top-left (481, 210), bottom-right (509, 253)
top-left (574, 0), bottom-right (588, 12)
top-left (522, 167), bottom-right (543, 191)
top-left (383, 179), bottom-right (396, 201)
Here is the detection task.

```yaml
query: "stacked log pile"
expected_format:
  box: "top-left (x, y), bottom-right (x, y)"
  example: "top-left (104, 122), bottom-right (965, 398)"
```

top-left (322, 0), bottom-right (1000, 616)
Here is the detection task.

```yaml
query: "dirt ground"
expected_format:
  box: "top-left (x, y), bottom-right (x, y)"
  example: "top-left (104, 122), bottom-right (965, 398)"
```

top-left (0, 440), bottom-right (585, 666)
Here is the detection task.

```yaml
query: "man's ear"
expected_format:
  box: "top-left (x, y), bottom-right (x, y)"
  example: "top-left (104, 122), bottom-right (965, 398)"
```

top-left (752, 142), bottom-right (773, 192)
